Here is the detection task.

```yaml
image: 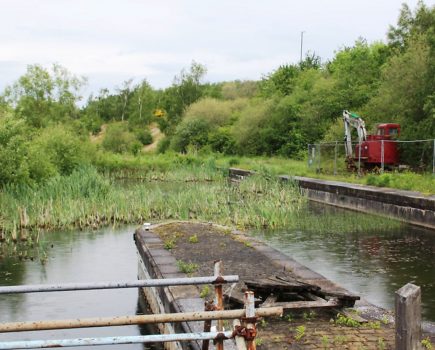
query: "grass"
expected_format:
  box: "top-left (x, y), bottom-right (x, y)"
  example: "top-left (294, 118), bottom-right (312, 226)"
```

top-left (0, 153), bottom-right (408, 256)
top-left (176, 260), bottom-right (199, 274)
top-left (93, 151), bottom-right (434, 194)
top-left (213, 154), bottom-right (434, 194)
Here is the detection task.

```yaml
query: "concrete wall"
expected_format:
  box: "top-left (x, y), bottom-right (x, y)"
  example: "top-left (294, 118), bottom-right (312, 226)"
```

top-left (229, 168), bottom-right (435, 230)
top-left (134, 228), bottom-right (203, 350)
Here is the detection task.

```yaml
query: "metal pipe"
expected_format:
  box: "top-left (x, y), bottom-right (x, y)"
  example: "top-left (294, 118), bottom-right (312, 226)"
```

top-left (0, 331), bottom-right (234, 349)
top-left (201, 301), bottom-right (215, 350)
top-left (0, 308), bottom-right (283, 333)
top-left (433, 139), bottom-right (435, 175)
top-left (0, 275), bottom-right (239, 294)
top-left (233, 319), bottom-right (247, 350)
top-left (214, 260), bottom-right (224, 350)
top-left (245, 291), bottom-right (257, 350)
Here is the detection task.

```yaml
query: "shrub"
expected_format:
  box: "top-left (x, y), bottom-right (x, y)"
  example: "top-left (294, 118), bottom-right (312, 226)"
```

top-left (184, 97), bottom-right (248, 127)
top-left (33, 126), bottom-right (93, 175)
top-left (157, 136), bottom-right (171, 154)
top-left (136, 129), bottom-right (153, 145)
top-left (171, 119), bottom-right (210, 152)
top-left (102, 123), bottom-right (138, 154)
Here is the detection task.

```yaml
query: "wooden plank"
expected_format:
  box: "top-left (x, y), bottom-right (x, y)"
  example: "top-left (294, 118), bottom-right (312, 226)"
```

top-left (244, 276), bottom-right (320, 294)
top-left (395, 283), bottom-right (421, 350)
top-left (261, 295), bottom-right (277, 308)
top-left (266, 299), bottom-right (340, 310)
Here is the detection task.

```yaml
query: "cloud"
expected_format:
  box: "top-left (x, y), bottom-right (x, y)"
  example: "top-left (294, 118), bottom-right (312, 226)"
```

top-left (0, 0), bottom-right (426, 94)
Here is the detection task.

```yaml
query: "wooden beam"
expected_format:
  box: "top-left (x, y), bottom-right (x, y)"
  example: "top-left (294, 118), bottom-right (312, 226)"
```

top-left (395, 283), bottom-right (421, 350)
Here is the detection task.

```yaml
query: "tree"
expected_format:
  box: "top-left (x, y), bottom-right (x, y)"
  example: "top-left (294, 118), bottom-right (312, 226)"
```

top-left (160, 61), bottom-right (207, 131)
top-left (3, 64), bottom-right (86, 127)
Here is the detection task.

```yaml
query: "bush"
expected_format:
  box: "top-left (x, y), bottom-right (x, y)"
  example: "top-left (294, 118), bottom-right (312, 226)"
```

top-left (32, 126), bottom-right (93, 176)
top-left (209, 127), bottom-right (236, 154)
top-left (157, 137), bottom-right (171, 154)
top-left (171, 119), bottom-right (210, 152)
top-left (184, 97), bottom-right (248, 127)
top-left (136, 129), bottom-right (153, 145)
top-left (102, 123), bottom-right (138, 154)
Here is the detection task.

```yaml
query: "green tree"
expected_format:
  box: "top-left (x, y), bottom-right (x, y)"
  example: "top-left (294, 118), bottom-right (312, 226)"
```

top-left (160, 61), bottom-right (207, 132)
top-left (3, 64), bottom-right (86, 127)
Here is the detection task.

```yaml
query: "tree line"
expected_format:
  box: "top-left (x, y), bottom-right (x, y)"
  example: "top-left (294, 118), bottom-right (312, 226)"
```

top-left (0, 2), bottom-right (434, 186)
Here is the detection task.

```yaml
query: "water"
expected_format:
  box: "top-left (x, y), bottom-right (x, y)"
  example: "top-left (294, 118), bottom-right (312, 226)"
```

top-left (252, 203), bottom-right (435, 322)
top-left (0, 226), bottom-right (160, 349)
top-left (0, 201), bottom-right (434, 350)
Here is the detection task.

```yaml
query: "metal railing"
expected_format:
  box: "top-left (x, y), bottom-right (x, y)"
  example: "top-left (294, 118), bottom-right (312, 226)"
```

top-left (0, 261), bottom-right (282, 350)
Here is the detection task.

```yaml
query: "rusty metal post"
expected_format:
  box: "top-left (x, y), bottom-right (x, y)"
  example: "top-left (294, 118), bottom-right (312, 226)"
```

top-left (244, 291), bottom-right (257, 350)
top-left (214, 260), bottom-right (224, 350)
top-left (202, 300), bottom-right (215, 350)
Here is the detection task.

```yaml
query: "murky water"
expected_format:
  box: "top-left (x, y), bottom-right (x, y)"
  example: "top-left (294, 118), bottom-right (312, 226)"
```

top-left (0, 202), bottom-right (434, 350)
top-left (252, 203), bottom-right (435, 322)
top-left (0, 226), bottom-right (160, 349)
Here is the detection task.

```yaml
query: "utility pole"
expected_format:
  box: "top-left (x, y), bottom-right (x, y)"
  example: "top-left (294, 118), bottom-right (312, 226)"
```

top-left (300, 31), bottom-right (305, 63)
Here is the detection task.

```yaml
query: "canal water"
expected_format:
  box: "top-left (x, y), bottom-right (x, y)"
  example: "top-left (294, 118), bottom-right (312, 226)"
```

top-left (0, 203), bottom-right (434, 349)
top-left (0, 226), bottom-right (160, 349)
top-left (253, 203), bottom-right (435, 322)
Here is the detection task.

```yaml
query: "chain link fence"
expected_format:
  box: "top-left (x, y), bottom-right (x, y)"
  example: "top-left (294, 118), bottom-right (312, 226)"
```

top-left (308, 139), bottom-right (435, 176)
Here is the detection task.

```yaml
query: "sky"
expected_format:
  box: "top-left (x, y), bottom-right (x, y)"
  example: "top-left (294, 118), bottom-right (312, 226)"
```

top-left (0, 0), bottom-right (432, 98)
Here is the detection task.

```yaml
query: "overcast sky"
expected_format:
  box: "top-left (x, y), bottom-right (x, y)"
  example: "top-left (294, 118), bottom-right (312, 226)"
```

top-left (0, 0), bottom-right (432, 97)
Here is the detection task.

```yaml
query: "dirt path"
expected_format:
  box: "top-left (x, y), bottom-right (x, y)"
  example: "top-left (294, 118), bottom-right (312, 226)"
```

top-left (143, 123), bottom-right (164, 152)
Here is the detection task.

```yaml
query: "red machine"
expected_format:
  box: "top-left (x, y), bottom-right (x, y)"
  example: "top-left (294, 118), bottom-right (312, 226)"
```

top-left (343, 111), bottom-right (400, 169)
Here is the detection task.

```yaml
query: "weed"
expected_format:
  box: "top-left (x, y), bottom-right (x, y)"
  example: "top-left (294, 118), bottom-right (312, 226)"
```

top-left (377, 337), bottom-right (386, 350)
top-left (255, 337), bottom-right (263, 346)
top-left (188, 234), bottom-right (199, 243)
top-left (176, 260), bottom-right (198, 274)
top-left (303, 310), bottom-right (317, 320)
top-left (321, 335), bottom-right (330, 349)
top-left (294, 325), bottom-right (306, 341)
top-left (199, 285), bottom-right (210, 298)
top-left (335, 313), bottom-right (361, 328)
top-left (244, 241), bottom-right (252, 248)
top-left (258, 318), bottom-right (268, 328)
top-left (284, 313), bottom-right (293, 322)
top-left (333, 335), bottom-right (348, 345)
top-left (163, 237), bottom-right (176, 250)
top-left (381, 315), bottom-right (390, 325)
top-left (366, 321), bottom-right (381, 329)
top-left (422, 337), bottom-right (433, 350)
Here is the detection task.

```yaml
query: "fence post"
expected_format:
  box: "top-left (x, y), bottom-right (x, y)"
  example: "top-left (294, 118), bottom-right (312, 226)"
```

top-left (334, 141), bottom-right (338, 176)
top-left (214, 260), bottom-right (224, 350)
top-left (432, 139), bottom-right (434, 175)
top-left (395, 283), bottom-right (421, 350)
top-left (317, 143), bottom-right (321, 173)
top-left (358, 141), bottom-right (362, 177)
top-left (381, 140), bottom-right (385, 174)
top-left (308, 144), bottom-right (311, 168)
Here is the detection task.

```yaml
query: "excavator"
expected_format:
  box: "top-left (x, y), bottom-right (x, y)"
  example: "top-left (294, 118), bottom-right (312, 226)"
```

top-left (343, 110), bottom-right (400, 170)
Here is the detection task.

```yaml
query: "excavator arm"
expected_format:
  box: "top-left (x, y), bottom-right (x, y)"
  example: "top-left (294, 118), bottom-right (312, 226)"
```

top-left (343, 110), bottom-right (367, 158)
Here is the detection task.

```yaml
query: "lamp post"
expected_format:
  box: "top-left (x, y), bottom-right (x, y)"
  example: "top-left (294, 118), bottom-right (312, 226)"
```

top-left (300, 31), bottom-right (305, 63)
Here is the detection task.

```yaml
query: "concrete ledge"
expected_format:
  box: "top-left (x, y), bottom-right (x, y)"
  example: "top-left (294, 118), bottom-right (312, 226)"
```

top-left (229, 168), bottom-right (435, 230)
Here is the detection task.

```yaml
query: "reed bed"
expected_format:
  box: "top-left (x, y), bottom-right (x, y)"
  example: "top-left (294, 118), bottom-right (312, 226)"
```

top-left (0, 165), bottom-right (401, 257)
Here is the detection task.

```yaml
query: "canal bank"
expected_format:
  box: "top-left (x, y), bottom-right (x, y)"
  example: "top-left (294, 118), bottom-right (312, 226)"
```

top-left (228, 168), bottom-right (435, 230)
top-left (135, 221), bottom-right (426, 350)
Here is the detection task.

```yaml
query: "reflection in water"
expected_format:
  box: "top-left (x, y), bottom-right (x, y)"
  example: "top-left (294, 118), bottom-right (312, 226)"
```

top-left (0, 226), bottom-right (161, 349)
top-left (252, 203), bottom-right (435, 321)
